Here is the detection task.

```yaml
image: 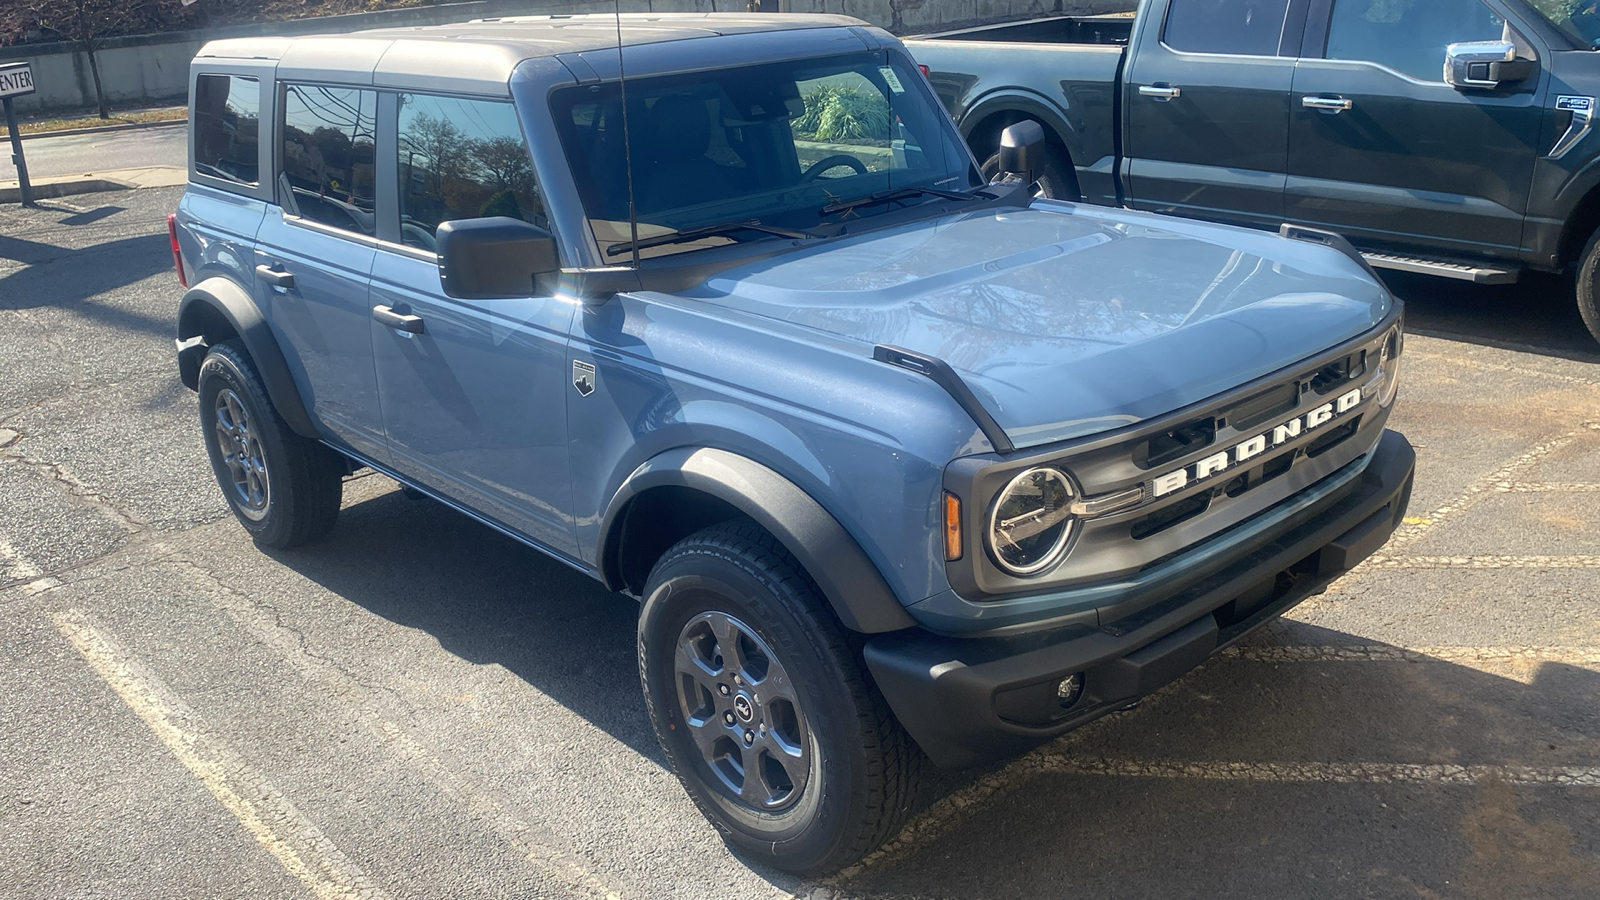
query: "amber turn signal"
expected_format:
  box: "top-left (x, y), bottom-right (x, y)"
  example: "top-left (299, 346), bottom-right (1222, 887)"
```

top-left (943, 491), bottom-right (963, 561)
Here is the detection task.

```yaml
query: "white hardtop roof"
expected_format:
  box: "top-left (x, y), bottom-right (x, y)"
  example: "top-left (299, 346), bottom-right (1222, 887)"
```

top-left (195, 13), bottom-right (868, 94)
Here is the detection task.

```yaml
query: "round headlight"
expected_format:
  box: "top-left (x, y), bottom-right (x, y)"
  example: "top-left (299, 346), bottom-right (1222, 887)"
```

top-left (1378, 324), bottom-right (1402, 407)
top-left (988, 467), bottom-right (1078, 576)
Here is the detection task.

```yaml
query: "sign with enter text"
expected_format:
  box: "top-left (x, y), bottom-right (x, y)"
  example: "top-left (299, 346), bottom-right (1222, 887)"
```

top-left (0, 63), bottom-right (36, 99)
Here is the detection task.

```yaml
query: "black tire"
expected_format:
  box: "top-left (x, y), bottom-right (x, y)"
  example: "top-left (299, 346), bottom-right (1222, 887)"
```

top-left (637, 521), bottom-right (922, 875)
top-left (1575, 228), bottom-right (1600, 345)
top-left (197, 340), bottom-right (343, 549)
top-left (981, 143), bottom-right (1079, 202)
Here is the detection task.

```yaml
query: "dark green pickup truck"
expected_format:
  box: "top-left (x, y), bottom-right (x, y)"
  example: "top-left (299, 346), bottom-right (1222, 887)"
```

top-left (908, 0), bottom-right (1600, 341)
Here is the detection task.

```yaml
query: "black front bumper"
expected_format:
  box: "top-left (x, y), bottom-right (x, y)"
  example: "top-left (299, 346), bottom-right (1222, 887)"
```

top-left (865, 429), bottom-right (1416, 769)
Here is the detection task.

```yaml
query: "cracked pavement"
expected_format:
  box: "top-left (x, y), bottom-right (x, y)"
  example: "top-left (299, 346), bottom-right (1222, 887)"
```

top-left (2, 185), bottom-right (1599, 899)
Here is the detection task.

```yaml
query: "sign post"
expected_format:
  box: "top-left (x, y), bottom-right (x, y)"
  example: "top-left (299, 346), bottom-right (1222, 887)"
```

top-left (1, 62), bottom-right (38, 207)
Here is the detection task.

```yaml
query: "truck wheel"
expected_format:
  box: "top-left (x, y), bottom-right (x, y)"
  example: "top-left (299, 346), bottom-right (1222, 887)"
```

top-left (637, 521), bottom-right (921, 874)
top-left (981, 145), bottom-right (1079, 202)
top-left (1575, 228), bottom-right (1600, 345)
top-left (197, 340), bottom-right (343, 549)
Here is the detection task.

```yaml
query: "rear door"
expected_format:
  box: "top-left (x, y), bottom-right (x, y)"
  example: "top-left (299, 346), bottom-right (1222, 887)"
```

top-left (253, 82), bottom-right (386, 461)
top-left (1285, 0), bottom-right (1545, 260)
top-left (368, 91), bottom-right (579, 556)
top-left (1122, 0), bottom-right (1308, 227)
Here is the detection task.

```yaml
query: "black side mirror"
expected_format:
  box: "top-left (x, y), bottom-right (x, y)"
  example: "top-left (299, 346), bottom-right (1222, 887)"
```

top-left (997, 120), bottom-right (1046, 185)
top-left (436, 216), bottom-right (559, 300)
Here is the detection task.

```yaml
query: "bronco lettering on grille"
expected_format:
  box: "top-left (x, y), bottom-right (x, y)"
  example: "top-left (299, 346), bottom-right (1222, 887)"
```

top-left (1149, 388), bottom-right (1362, 498)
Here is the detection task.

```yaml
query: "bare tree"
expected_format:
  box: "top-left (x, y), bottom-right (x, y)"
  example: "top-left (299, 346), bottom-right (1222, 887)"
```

top-left (22, 0), bottom-right (187, 119)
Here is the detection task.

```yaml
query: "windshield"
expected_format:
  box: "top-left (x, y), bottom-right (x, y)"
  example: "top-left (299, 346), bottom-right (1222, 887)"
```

top-left (551, 51), bottom-right (982, 263)
top-left (1528, 0), bottom-right (1600, 47)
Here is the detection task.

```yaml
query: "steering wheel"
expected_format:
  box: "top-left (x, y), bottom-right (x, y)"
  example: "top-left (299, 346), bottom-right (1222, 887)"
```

top-left (801, 154), bottom-right (869, 183)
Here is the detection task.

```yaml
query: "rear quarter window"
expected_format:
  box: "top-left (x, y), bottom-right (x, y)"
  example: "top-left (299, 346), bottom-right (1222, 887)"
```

top-left (1163, 0), bottom-right (1292, 56)
top-left (193, 74), bottom-right (261, 187)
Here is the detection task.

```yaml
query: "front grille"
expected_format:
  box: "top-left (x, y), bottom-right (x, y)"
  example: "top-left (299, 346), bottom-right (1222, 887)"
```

top-left (1309, 351), bottom-right (1366, 396)
top-left (1132, 416), bottom-right (1216, 470)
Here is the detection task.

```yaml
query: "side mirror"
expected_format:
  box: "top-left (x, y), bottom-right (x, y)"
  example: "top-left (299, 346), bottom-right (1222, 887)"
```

top-left (436, 216), bottom-right (559, 300)
top-left (996, 120), bottom-right (1046, 185)
top-left (1444, 41), bottom-right (1535, 91)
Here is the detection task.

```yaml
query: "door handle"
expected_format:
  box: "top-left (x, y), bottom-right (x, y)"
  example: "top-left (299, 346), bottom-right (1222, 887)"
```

top-left (1138, 84), bottom-right (1181, 101)
top-left (372, 304), bottom-right (425, 335)
top-left (1302, 95), bottom-right (1354, 112)
top-left (254, 264), bottom-right (295, 289)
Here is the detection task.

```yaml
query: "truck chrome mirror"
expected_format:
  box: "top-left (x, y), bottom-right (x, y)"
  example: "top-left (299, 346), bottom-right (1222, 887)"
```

top-left (997, 120), bottom-right (1045, 185)
top-left (1444, 41), bottom-right (1534, 91)
top-left (436, 216), bottom-right (559, 300)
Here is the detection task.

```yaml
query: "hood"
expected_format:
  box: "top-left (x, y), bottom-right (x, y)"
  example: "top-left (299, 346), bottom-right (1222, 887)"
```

top-left (681, 202), bottom-right (1392, 450)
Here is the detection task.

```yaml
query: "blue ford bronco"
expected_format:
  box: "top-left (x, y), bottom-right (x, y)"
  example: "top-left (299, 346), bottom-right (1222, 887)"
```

top-left (173, 12), bottom-right (1415, 874)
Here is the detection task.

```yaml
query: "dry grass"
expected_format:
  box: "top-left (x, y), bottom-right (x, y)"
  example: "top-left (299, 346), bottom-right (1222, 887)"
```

top-left (0, 106), bottom-right (185, 138)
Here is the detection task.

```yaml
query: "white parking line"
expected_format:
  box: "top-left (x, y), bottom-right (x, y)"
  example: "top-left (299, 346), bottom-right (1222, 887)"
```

top-left (1503, 482), bottom-right (1600, 492)
top-left (0, 535), bottom-right (42, 581)
top-left (49, 609), bottom-right (387, 900)
top-left (1370, 555), bottom-right (1600, 569)
top-left (1036, 756), bottom-right (1600, 787)
top-left (1374, 428), bottom-right (1586, 558)
top-left (1223, 644), bottom-right (1600, 667)
top-left (163, 548), bottom-right (630, 900)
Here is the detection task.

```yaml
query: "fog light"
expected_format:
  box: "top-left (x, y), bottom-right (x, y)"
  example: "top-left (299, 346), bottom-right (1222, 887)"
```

top-left (1056, 673), bottom-right (1083, 708)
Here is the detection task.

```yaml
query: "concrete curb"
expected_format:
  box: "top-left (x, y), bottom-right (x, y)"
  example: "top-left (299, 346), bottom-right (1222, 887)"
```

top-left (0, 165), bottom-right (186, 202)
top-left (11, 116), bottom-right (186, 142)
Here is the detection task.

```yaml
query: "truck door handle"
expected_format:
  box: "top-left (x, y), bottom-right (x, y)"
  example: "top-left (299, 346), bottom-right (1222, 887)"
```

top-left (254, 264), bottom-right (295, 289)
top-left (372, 304), bottom-right (425, 335)
top-left (1138, 84), bottom-right (1181, 101)
top-left (1302, 95), bottom-right (1354, 112)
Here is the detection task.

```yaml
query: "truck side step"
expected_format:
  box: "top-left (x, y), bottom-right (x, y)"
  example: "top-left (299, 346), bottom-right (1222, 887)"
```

top-left (1360, 252), bottom-right (1520, 285)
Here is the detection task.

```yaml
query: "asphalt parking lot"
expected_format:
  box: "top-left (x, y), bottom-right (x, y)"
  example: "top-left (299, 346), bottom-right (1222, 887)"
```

top-left (2, 186), bottom-right (1598, 900)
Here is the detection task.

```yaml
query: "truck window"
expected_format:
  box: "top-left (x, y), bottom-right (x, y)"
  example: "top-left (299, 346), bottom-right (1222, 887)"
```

top-left (193, 74), bottom-right (260, 187)
top-left (1163, 0), bottom-right (1293, 56)
top-left (1324, 0), bottom-right (1506, 81)
top-left (280, 84), bottom-right (378, 236)
top-left (395, 94), bottom-right (547, 252)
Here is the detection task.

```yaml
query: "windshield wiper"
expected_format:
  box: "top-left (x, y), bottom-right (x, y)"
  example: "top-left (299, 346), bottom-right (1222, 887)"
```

top-left (819, 186), bottom-right (982, 216)
top-left (607, 220), bottom-right (813, 256)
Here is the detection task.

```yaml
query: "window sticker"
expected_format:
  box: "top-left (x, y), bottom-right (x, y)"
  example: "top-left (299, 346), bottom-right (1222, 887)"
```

top-left (879, 66), bottom-right (905, 93)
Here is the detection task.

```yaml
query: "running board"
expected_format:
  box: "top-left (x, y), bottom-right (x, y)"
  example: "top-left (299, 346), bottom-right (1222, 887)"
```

top-left (1360, 253), bottom-right (1519, 285)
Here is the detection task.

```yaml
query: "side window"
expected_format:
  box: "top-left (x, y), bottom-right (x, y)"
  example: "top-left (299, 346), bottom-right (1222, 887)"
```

top-left (396, 93), bottom-right (547, 251)
top-left (1325, 0), bottom-right (1507, 81)
top-left (193, 74), bottom-right (260, 187)
top-left (280, 84), bottom-right (378, 236)
top-left (1164, 0), bottom-right (1293, 56)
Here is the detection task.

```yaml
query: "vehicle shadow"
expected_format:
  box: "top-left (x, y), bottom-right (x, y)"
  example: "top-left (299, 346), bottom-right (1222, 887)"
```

top-left (260, 478), bottom-right (1600, 897)
top-left (1383, 269), bottom-right (1600, 364)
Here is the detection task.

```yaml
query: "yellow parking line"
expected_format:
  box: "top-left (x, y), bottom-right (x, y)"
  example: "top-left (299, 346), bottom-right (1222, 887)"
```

top-left (50, 609), bottom-right (387, 900)
top-left (1036, 756), bottom-right (1600, 787)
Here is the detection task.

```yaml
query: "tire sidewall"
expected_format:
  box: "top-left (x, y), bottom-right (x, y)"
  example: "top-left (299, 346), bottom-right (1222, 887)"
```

top-left (1576, 229), bottom-right (1600, 344)
top-left (638, 544), bottom-right (869, 866)
top-left (980, 147), bottom-right (1078, 202)
top-left (197, 346), bottom-right (293, 544)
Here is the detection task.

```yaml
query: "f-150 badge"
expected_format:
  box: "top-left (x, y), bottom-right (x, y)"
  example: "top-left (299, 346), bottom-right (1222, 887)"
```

top-left (573, 360), bottom-right (596, 397)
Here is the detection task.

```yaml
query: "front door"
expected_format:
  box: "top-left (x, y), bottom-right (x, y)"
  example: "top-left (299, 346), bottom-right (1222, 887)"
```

top-left (1285, 0), bottom-right (1545, 260)
top-left (370, 92), bottom-right (579, 556)
top-left (254, 82), bottom-right (386, 462)
top-left (1122, 0), bottom-right (1304, 227)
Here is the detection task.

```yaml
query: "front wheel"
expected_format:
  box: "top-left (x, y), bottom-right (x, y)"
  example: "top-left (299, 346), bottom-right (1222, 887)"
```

top-left (1574, 227), bottom-right (1600, 345)
top-left (637, 521), bottom-right (922, 875)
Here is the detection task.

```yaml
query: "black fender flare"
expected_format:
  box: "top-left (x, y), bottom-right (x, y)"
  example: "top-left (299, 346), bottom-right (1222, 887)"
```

top-left (176, 277), bottom-right (321, 440)
top-left (599, 447), bottom-right (917, 634)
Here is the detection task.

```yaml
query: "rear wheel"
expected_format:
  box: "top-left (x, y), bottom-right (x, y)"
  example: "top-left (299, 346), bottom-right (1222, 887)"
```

top-left (197, 340), bottom-right (343, 548)
top-left (981, 143), bottom-right (1079, 202)
top-left (637, 521), bottom-right (922, 874)
top-left (1574, 227), bottom-right (1600, 345)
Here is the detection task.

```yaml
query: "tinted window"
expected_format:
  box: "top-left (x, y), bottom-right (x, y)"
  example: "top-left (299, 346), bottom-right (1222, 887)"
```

top-left (1164, 0), bottom-right (1292, 56)
top-left (193, 74), bottom-right (260, 186)
top-left (395, 94), bottom-right (546, 252)
top-left (280, 84), bottom-right (378, 235)
top-left (552, 52), bottom-right (978, 263)
top-left (1325, 0), bottom-right (1506, 81)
